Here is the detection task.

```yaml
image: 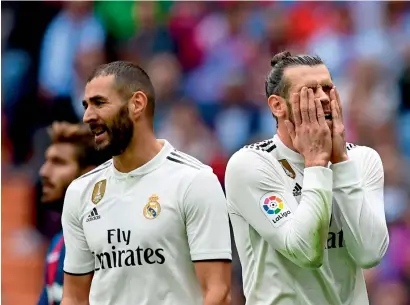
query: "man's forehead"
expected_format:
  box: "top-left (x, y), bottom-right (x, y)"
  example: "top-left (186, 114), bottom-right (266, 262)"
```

top-left (84, 75), bottom-right (116, 100)
top-left (46, 143), bottom-right (77, 160)
top-left (285, 64), bottom-right (332, 87)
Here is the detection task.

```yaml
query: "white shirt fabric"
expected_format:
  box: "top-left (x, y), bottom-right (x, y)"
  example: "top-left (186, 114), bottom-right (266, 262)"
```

top-left (62, 140), bottom-right (232, 305)
top-left (225, 135), bottom-right (389, 305)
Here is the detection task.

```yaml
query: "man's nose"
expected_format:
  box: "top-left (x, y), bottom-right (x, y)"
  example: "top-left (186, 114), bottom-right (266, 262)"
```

top-left (83, 107), bottom-right (97, 124)
top-left (316, 86), bottom-right (330, 104)
top-left (39, 163), bottom-right (49, 179)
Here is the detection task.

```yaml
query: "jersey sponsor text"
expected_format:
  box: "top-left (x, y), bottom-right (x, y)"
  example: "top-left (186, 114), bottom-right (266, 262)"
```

top-left (92, 228), bottom-right (165, 271)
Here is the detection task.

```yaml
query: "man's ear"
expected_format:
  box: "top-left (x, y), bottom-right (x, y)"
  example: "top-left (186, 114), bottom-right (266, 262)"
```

top-left (268, 95), bottom-right (287, 119)
top-left (129, 91), bottom-right (148, 118)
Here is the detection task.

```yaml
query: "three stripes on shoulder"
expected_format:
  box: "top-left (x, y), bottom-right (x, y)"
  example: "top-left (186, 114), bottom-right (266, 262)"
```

top-left (244, 141), bottom-right (356, 153)
top-left (77, 160), bottom-right (112, 180)
top-left (244, 140), bottom-right (276, 153)
top-left (166, 150), bottom-right (206, 170)
top-left (346, 143), bottom-right (357, 151)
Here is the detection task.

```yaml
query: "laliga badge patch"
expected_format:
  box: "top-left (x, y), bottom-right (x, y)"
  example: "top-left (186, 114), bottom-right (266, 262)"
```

top-left (259, 192), bottom-right (292, 228)
top-left (91, 179), bottom-right (106, 205)
top-left (143, 194), bottom-right (161, 220)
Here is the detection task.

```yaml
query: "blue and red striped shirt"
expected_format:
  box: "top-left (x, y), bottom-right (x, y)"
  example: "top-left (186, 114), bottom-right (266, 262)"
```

top-left (38, 232), bottom-right (65, 305)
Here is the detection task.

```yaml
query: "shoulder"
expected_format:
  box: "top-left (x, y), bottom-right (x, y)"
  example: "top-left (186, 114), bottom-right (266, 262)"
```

top-left (50, 232), bottom-right (64, 244)
top-left (346, 143), bottom-right (382, 164)
top-left (226, 140), bottom-right (284, 185)
top-left (75, 159), bottom-right (112, 182)
top-left (65, 160), bottom-right (112, 208)
top-left (243, 138), bottom-right (277, 154)
top-left (47, 232), bottom-right (64, 253)
top-left (165, 148), bottom-right (213, 175)
top-left (164, 149), bottom-right (223, 196)
top-left (228, 139), bottom-right (281, 171)
top-left (71, 160), bottom-right (112, 190)
top-left (345, 143), bottom-right (384, 181)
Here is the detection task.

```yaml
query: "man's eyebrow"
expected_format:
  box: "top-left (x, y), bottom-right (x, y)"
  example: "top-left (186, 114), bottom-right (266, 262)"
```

top-left (321, 81), bottom-right (334, 87)
top-left (82, 95), bottom-right (108, 104)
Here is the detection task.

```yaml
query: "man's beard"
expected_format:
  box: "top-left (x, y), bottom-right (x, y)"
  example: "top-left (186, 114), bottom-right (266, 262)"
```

top-left (97, 104), bottom-right (134, 156)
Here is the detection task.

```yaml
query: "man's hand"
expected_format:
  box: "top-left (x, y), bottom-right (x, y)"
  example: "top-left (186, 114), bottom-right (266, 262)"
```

top-left (285, 87), bottom-right (332, 168)
top-left (330, 87), bottom-right (348, 164)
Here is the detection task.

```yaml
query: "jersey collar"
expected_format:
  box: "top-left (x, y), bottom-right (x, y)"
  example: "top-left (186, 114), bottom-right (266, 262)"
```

top-left (274, 134), bottom-right (305, 164)
top-left (110, 139), bottom-right (173, 179)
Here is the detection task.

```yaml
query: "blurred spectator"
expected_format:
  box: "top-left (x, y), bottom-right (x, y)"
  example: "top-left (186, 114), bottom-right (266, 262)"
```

top-left (214, 69), bottom-right (259, 154)
top-left (119, 1), bottom-right (175, 64)
top-left (145, 53), bottom-right (183, 130)
top-left (168, 2), bottom-right (207, 71)
top-left (158, 100), bottom-right (220, 165)
top-left (343, 58), bottom-right (400, 147)
top-left (38, 1), bottom-right (105, 100)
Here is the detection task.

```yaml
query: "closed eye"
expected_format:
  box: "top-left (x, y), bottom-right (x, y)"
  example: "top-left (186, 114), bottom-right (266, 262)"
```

top-left (321, 85), bottom-right (332, 92)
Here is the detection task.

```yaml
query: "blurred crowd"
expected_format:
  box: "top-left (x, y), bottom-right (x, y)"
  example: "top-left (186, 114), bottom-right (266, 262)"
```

top-left (2, 1), bottom-right (410, 304)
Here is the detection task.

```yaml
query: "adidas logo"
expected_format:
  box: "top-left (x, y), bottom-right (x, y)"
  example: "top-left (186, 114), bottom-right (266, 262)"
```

top-left (293, 183), bottom-right (302, 197)
top-left (86, 208), bottom-right (101, 222)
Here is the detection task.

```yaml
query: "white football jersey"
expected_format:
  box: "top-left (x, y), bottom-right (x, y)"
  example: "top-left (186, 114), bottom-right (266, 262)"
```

top-left (62, 140), bottom-right (232, 305)
top-left (225, 135), bottom-right (389, 305)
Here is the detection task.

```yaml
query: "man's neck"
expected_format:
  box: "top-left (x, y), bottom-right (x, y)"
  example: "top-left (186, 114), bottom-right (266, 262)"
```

top-left (44, 199), bottom-right (65, 213)
top-left (113, 129), bottom-right (163, 173)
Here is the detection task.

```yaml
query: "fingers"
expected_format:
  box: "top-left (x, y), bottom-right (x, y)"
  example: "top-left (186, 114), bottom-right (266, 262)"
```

top-left (291, 92), bottom-right (301, 126)
top-left (330, 87), bottom-right (343, 123)
top-left (307, 89), bottom-right (317, 123)
top-left (334, 86), bottom-right (343, 120)
top-left (331, 100), bottom-right (339, 122)
top-left (315, 98), bottom-right (326, 126)
top-left (300, 87), bottom-right (310, 123)
top-left (330, 87), bottom-right (337, 103)
top-left (284, 120), bottom-right (296, 141)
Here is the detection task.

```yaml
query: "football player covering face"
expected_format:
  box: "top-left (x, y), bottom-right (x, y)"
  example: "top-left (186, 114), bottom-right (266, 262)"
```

top-left (225, 51), bottom-right (388, 305)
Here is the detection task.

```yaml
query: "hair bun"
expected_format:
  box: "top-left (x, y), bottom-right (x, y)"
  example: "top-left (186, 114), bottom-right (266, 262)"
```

top-left (270, 51), bottom-right (292, 67)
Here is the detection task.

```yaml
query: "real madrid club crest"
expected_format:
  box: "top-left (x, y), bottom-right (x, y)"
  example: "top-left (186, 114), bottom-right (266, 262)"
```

top-left (143, 194), bottom-right (161, 220)
top-left (278, 159), bottom-right (296, 179)
top-left (91, 179), bottom-right (106, 205)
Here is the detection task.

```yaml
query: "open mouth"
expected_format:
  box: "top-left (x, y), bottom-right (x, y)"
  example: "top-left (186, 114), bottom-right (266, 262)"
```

top-left (91, 126), bottom-right (107, 137)
top-left (324, 114), bottom-right (332, 120)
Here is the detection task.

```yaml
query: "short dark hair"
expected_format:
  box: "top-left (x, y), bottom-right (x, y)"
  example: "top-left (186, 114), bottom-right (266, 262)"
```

top-left (87, 61), bottom-right (156, 117)
top-left (265, 51), bottom-right (324, 99)
top-left (48, 122), bottom-right (109, 169)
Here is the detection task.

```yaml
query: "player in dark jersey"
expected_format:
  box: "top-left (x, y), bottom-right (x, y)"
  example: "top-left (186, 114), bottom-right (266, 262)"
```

top-left (37, 122), bottom-right (108, 305)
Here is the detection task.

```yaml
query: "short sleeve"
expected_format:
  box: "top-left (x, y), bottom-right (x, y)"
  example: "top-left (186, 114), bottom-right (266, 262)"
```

top-left (184, 169), bottom-right (232, 262)
top-left (62, 182), bottom-right (95, 275)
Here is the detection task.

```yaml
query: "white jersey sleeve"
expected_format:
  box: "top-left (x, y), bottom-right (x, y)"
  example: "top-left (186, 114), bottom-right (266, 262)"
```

top-left (225, 150), bottom-right (333, 268)
top-left (330, 146), bottom-right (389, 268)
top-left (62, 181), bottom-right (95, 274)
top-left (184, 169), bottom-right (232, 261)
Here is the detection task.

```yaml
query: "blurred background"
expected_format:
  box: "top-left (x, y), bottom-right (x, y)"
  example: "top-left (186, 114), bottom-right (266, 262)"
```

top-left (1, 1), bottom-right (410, 304)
